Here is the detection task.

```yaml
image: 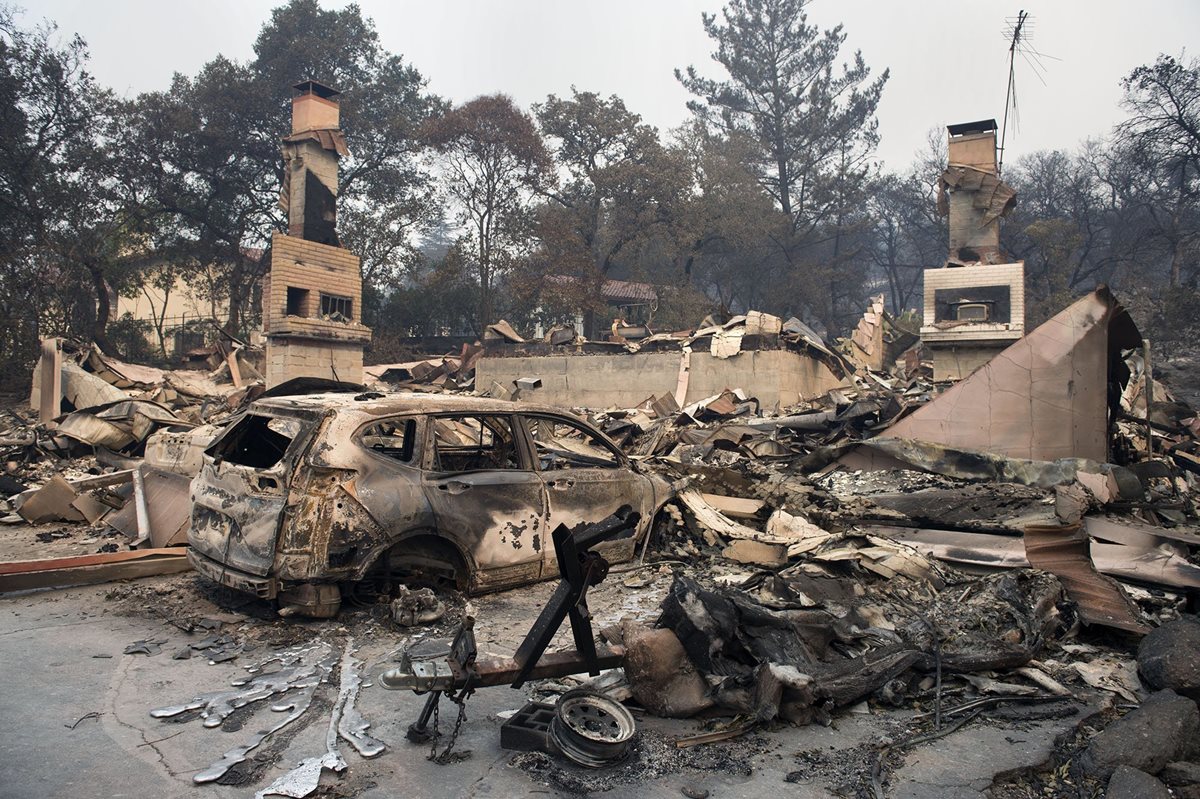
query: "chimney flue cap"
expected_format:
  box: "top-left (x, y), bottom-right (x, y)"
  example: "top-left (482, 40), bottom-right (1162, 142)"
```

top-left (947, 119), bottom-right (998, 137)
top-left (292, 80), bottom-right (341, 101)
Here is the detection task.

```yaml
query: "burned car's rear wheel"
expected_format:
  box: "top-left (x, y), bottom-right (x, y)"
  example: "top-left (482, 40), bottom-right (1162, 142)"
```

top-left (346, 538), bottom-right (468, 605)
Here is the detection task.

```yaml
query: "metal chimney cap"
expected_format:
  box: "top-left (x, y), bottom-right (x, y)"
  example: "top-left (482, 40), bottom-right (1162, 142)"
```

top-left (947, 119), bottom-right (998, 137)
top-left (292, 80), bottom-right (341, 100)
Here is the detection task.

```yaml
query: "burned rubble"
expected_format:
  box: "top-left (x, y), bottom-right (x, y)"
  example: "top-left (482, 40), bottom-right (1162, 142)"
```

top-left (4, 90), bottom-right (1200, 799)
top-left (6, 284), bottom-right (1200, 798)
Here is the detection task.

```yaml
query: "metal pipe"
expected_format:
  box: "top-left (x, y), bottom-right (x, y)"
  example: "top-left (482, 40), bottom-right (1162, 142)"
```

top-left (382, 646), bottom-right (626, 692)
top-left (1144, 339), bottom-right (1154, 457)
top-left (131, 468), bottom-right (152, 547)
top-left (405, 690), bottom-right (443, 742)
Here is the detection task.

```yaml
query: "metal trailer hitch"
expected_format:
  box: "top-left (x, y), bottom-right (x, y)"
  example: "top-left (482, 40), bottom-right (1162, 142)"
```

top-left (381, 506), bottom-right (640, 758)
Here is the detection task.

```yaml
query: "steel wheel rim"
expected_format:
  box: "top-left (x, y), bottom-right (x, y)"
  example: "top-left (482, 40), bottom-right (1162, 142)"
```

top-left (550, 690), bottom-right (635, 768)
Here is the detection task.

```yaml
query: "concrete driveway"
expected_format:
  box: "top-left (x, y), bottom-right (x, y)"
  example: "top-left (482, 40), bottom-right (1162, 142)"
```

top-left (0, 572), bottom-right (1088, 798)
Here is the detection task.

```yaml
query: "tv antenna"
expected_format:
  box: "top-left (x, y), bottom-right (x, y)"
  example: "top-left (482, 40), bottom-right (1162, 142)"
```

top-left (997, 10), bottom-right (1057, 175)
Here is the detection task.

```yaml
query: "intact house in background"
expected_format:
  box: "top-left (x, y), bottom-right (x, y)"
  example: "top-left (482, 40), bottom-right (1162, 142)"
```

top-left (534, 276), bottom-right (660, 341)
top-left (921, 119), bottom-right (1025, 381)
top-left (262, 80), bottom-right (371, 387)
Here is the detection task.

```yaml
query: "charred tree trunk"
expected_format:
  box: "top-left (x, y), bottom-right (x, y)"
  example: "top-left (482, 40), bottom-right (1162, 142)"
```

top-left (1170, 232), bottom-right (1183, 288)
top-left (87, 261), bottom-right (115, 354)
top-left (225, 249), bottom-right (268, 337)
top-left (225, 256), bottom-right (247, 337)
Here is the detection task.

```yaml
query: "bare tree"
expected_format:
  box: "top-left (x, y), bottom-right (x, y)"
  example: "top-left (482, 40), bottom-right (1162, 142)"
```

top-left (1117, 54), bottom-right (1200, 287)
top-left (424, 94), bottom-right (552, 331)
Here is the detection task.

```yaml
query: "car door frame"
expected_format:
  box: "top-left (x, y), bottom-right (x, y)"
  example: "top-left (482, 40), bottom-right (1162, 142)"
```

top-left (333, 412), bottom-right (437, 577)
top-left (191, 409), bottom-right (319, 579)
top-left (418, 411), bottom-right (552, 591)
top-left (516, 411), bottom-right (648, 578)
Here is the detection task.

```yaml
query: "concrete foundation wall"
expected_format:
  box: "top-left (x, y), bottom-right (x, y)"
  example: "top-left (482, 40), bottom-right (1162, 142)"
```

top-left (475, 349), bottom-right (846, 409)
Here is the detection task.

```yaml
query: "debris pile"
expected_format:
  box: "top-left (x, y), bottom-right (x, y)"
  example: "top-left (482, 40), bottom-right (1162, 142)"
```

top-left (4, 288), bottom-right (1200, 798)
top-left (613, 565), bottom-right (1067, 726)
top-left (363, 341), bottom-right (483, 392)
top-left (0, 337), bottom-right (257, 571)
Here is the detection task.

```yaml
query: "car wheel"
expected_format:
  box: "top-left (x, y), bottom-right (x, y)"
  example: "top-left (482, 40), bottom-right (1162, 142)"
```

top-left (352, 538), bottom-right (468, 603)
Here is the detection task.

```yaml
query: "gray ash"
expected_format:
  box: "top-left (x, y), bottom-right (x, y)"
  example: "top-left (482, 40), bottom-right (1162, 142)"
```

top-left (512, 729), bottom-right (773, 794)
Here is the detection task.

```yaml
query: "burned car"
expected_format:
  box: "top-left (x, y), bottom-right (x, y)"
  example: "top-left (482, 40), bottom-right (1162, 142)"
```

top-left (187, 392), bottom-right (673, 617)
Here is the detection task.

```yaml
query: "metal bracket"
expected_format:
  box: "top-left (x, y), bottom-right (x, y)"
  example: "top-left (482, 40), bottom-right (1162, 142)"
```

top-left (405, 616), bottom-right (478, 742)
top-left (389, 506), bottom-right (640, 740)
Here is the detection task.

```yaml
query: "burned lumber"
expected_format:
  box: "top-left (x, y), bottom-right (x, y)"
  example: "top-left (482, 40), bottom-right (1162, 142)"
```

top-left (0, 548), bottom-right (191, 593)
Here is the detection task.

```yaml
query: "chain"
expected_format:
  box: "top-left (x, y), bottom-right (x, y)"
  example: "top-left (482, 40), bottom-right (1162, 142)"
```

top-left (427, 693), bottom-right (441, 761)
top-left (428, 687), bottom-right (473, 764)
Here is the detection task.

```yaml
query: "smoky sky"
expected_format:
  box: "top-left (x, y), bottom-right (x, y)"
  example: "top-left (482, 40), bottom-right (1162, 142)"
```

top-left (22, 0), bottom-right (1200, 171)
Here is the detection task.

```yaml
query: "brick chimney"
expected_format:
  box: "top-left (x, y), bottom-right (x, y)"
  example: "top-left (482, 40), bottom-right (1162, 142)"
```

top-left (940, 119), bottom-right (1015, 265)
top-left (291, 79), bottom-right (340, 133)
top-left (264, 80), bottom-right (370, 389)
top-left (921, 119), bottom-right (1025, 382)
top-left (280, 80), bottom-right (348, 246)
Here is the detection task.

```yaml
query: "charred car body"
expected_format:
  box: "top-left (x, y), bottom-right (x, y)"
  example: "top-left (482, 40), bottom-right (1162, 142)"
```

top-left (187, 392), bottom-right (672, 617)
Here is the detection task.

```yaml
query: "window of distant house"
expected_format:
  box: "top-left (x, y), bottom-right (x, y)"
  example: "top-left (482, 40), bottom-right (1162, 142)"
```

top-left (286, 286), bottom-right (310, 317)
top-left (956, 303), bottom-right (989, 322)
top-left (320, 293), bottom-right (353, 321)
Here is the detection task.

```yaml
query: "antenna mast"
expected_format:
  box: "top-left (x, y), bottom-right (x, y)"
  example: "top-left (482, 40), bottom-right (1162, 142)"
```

top-left (998, 10), bottom-right (1028, 176)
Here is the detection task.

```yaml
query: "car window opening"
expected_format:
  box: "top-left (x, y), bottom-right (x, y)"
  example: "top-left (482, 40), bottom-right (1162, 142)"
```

top-left (529, 417), bottom-right (621, 470)
top-left (210, 414), bottom-right (302, 469)
top-left (432, 415), bottom-right (520, 472)
top-left (361, 418), bottom-right (416, 462)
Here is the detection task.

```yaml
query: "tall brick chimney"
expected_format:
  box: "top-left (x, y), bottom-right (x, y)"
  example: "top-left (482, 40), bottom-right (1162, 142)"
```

top-left (264, 80), bottom-right (369, 388)
top-left (940, 119), bottom-right (1015, 265)
top-left (920, 119), bottom-right (1025, 382)
top-left (280, 80), bottom-right (348, 247)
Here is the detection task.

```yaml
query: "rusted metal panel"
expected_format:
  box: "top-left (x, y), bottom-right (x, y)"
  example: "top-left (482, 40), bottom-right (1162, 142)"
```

top-left (0, 549), bottom-right (190, 593)
top-left (1023, 523), bottom-right (1149, 635)
top-left (381, 647), bottom-right (626, 692)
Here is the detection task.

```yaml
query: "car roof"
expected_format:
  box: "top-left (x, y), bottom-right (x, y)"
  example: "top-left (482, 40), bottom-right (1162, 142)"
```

top-left (248, 391), bottom-right (583, 422)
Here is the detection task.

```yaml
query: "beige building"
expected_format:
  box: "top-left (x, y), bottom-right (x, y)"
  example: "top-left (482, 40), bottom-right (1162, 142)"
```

top-left (113, 266), bottom-right (235, 356)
